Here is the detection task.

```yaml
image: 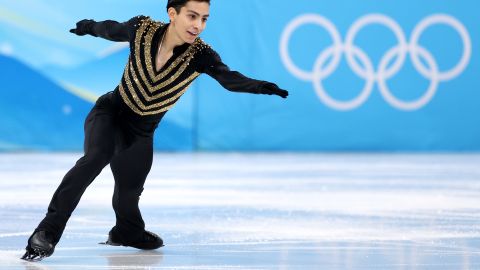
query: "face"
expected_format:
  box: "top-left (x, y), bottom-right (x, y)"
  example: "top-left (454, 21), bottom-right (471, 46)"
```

top-left (168, 1), bottom-right (210, 44)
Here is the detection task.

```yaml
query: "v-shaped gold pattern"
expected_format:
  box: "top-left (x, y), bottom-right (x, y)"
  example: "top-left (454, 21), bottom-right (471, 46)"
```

top-left (126, 60), bottom-right (199, 102)
top-left (117, 17), bottom-right (207, 116)
top-left (134, 19), bottom-right (200, 93)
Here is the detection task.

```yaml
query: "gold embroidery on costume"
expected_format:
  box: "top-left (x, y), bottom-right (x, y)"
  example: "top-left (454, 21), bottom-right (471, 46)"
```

top-left (123, 61), bottom-right (200, 107)
top-left (126, 61), bottom-right (199, 101)
top-left (119, 82), bottom-right (196, 116)
top-left (117, 17), bottom-right (210, 116)
top-left (134, 20), bottom-right (154, 88)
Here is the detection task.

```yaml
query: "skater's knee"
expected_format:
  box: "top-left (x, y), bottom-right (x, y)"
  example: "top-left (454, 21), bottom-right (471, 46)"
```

top-left (80, 149), bottom-right (113, 167)
top-left (118, 186), bottom-right (144, 198)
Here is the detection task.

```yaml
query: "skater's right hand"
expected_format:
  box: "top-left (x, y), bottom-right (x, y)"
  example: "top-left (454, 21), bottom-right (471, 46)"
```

top-left (69, 19), bottom-right (95, 36)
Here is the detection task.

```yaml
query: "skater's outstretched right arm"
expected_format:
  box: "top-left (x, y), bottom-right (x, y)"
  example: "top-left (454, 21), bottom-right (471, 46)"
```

top-left (69, 15), bottom-right (148, 42)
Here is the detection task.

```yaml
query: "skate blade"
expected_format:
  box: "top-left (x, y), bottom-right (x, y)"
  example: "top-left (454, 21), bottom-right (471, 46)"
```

top-left (21, 250), bottom-right (46, 262)
top-left (99, 240), bottom-right (122, 246)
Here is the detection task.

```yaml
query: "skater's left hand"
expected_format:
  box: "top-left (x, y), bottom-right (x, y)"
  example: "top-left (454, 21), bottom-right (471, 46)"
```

top-left (261, 82), bottom-right (289, 99)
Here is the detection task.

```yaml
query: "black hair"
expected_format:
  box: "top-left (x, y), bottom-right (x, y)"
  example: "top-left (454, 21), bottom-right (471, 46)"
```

top-left (166, 0), bottom-right (211, 13)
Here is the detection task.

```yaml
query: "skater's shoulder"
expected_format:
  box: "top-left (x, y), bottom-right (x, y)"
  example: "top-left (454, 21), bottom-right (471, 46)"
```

top-left (193, 38), bottom-right (212, 51)
top-left (129, 15), bottom-right (166, 32)
top-left (191, 38), bottom-right (220, 64)
top-left (190, 38), bottom-right (224, 72)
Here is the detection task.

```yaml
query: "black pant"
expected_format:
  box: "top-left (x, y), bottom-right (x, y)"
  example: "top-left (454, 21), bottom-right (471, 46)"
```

top-left (36, 91), bottom-right (164, 243)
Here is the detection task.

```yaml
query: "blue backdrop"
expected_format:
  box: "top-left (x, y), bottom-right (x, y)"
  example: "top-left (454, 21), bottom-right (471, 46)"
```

top-left (0, 0), bottom-right (477, 151)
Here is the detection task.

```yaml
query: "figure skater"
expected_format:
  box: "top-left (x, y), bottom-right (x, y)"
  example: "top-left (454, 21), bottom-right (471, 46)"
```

top-left (22, 0), bottom-right (288, 261)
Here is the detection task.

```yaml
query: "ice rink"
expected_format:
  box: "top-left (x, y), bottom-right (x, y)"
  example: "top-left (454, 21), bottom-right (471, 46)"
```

top-left (0, 153), bottom-right (479, 269)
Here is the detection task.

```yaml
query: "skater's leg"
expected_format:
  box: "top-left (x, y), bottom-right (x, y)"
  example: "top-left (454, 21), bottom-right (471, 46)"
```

top-left (107, 121), bottom-right (162, 249)
top-left (23, 94), bottom-right (119, 262)
top-left (110, 136), bottom-right (153, 238)
top-left (36, 106), bottom-right (117, 241)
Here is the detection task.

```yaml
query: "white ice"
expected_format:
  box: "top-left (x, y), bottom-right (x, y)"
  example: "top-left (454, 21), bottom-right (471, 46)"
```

top-left (0, 153), bottom-right (479, 269)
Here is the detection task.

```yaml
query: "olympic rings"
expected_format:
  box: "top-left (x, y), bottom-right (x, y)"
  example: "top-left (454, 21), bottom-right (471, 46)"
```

top-left (280, 13), bottom-right (471, 110)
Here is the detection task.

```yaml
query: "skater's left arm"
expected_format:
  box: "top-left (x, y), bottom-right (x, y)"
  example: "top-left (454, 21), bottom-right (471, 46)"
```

top-left (68, 16), bottom-right (147, 42)
top-left (199, 48), bottom-right (289, 98)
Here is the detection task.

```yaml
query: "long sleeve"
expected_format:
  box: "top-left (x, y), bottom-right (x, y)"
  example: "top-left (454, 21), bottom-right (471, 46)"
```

top-left (82, 16), bottom-right (147, 42)
top-left (200, 49), bottom-right (267, 94)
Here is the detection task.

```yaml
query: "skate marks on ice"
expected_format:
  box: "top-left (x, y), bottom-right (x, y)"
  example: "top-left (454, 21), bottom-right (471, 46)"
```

top-left (0, 153), bottom-right (479, 269)
top-left (3, 248), bottom-right (164, 270)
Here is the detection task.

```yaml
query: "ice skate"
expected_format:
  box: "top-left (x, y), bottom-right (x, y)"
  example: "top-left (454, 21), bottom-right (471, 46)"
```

top-left (100, 228), bottom-right (163, 250)
top-left (21, 231), bottom-right (56, 262)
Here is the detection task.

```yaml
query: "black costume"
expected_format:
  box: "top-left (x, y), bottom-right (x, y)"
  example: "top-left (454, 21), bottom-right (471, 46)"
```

top-left (23, 15), bottom-right (288, 260)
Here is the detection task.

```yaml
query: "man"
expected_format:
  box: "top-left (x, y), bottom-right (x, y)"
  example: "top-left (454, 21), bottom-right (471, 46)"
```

top-left (22, 0), bottom-right (288, 261)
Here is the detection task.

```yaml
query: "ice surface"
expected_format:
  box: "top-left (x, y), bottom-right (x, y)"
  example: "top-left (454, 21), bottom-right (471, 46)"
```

top-left (0, 153), bottom-right (479, 269)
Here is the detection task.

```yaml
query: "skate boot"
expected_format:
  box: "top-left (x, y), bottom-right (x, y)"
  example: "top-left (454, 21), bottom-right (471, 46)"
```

top-left (101, 227), bottom-right (163, 250)
top-left (21, 230), bottom-right (56, 261)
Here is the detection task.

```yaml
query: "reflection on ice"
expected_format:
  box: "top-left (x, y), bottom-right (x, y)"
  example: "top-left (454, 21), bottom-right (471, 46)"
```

top-left (0, 153), bottom-right (479, 269)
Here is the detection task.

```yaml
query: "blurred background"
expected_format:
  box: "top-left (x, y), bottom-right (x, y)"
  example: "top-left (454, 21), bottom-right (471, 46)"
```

top-left (1, 1), bottom-right (479, 268)
top-left (0, 0), bottom-right (477, 152)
